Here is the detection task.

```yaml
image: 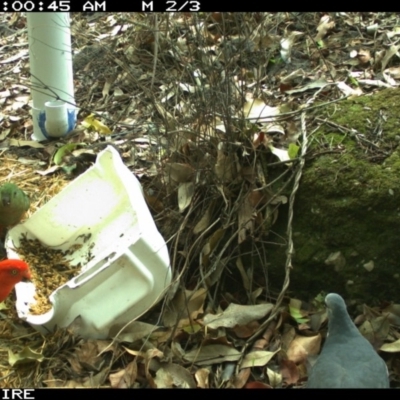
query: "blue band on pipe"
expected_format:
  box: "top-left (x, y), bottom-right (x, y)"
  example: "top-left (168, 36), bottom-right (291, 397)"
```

top-left (38, 109), bottom-right (76, 139)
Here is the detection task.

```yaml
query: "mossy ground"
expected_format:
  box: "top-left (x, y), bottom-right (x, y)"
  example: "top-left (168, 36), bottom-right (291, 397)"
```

top-left (266, 88), bottom-right (400, 302)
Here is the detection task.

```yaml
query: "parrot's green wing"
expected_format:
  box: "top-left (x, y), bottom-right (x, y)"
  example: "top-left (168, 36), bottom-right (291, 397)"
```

top-left (0, 183), bottom-right (30, 229)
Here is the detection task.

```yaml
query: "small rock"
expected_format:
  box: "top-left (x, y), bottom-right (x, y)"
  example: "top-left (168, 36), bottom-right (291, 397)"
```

top-left (363, 260), bottom-right (374, 272)
top-left (325, 251), bottom-right (346, 271)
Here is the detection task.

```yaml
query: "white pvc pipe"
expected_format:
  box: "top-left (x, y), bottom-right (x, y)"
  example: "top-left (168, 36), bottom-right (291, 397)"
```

top-left (45, 100), bottom-right (70, 137)
top-left (27, 13), bottom-right (76, 140)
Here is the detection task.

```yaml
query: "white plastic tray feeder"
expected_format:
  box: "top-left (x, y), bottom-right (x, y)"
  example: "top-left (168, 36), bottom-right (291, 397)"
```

top-left (5, 146), bottom-right (171, 339)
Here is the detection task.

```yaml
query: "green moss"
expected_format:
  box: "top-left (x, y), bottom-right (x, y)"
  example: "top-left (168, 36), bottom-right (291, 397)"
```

top-left (261, 88), bottom-right (400, 302)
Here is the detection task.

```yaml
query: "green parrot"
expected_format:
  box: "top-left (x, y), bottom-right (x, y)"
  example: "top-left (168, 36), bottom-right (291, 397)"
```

top-left (0, 183), bottom-right (30, 235)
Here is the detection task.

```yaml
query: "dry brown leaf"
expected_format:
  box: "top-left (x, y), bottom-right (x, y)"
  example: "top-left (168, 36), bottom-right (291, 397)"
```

top-left (359, 315), bottom-right (390, 347)
top-left (75, 340), bottom-right (105, 372)
top-left (385, 67), bottom-right (400, 80)
top-left (163, 287), bottom-right (207, 327)
top-left (381, 44), bottom-right (400, 71)
top-left (230, 368), bottom-right (251, 388)
top-left (108, 321), bottom-right (159, 342)
top-left (315, 15), bottom-right (335, 42)
top-left (164, 162), bottom-right (195, 184)
top-left (383, 303), bottom-right (400, 325)
top-left (286, 334), bottom-right (321, 364)
top-left (203, 303), bottom-right (273, 329)
top-left (232, 320), bottom-right (260, 338)
top-left (243, 97), bottom-right (280, 122)
top-left (109, 360), bottom-right (138, 388)
top-left (178, 182), bottom-right (194, 212)
top-left (144, 192), bottom-right (164, 213)
top-left (201, 228), bottom-right (225, 270)
top-left (247, 190), bottom-right (266, 207)
top-left (240, 349), bottom-right (279, 369)
top-left (381, 338), bottom-right (400, 353)
top-left (195, 368), bottom-right (210, 388)
top-left (102, 78), bottom-right (112, 98)
top-left (144, 348), bottom-right (164, 388)
top-left (154, 102), bottom-right (176, 129)
top-left (280, 359), bottom-right (299, 385)
top-left (215, 143), bottom-right (237, 183)
top-left (155, 363), bottom-right (196, 388)
top-left (193, 203), bottom-right (213, 234)
top-left (184, 344), bottom-right (241, 365)
top-left (266, 367), bottom-right (282, 388)
top-left (154, 367), bottom-right (174, 388)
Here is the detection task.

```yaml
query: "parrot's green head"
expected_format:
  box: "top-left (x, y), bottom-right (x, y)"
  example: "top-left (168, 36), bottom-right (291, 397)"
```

top-left (0, 183), bottom-right (30, 210)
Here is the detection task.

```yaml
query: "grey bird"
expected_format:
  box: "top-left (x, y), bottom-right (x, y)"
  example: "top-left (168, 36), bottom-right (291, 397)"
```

top-left (307, 293), bottom-right (389, 388)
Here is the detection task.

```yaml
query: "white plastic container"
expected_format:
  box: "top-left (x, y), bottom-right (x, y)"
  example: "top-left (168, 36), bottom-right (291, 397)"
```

top-left (6, 146), bottom-right (171, 339)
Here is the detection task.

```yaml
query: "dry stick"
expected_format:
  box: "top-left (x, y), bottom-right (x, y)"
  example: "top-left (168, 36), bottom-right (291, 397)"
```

top-left (164, 216), bottom-right (223, 347)
top-left (150, 14), bottom-right (159, 90)
top-left (210, 165), bottom-right (297, 306)
top-left (0, 371), bottom-right (15, 384)
top-left (239, 96), bottom-right (314, 365)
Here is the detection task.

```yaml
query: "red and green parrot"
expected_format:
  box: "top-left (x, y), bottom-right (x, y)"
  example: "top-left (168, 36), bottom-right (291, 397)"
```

top-left (0, 259), bottom-right (31, 302)
top-left (0, 183), bottom-right (30, 237)
top-left (0, 184), bottom-right (31, 297)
